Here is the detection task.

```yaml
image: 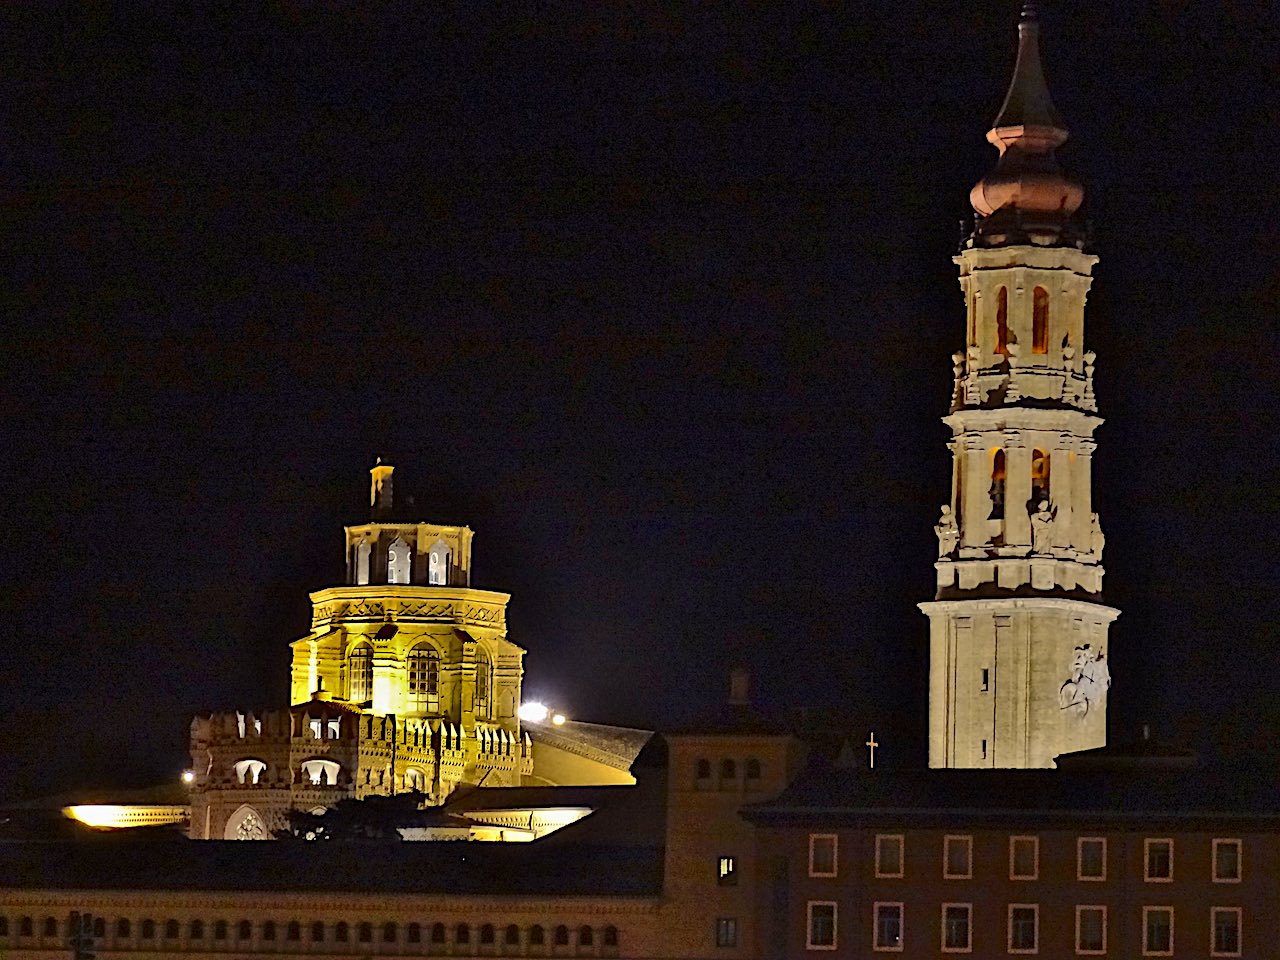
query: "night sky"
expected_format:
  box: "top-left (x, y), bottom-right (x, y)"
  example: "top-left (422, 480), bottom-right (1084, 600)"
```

top-left (2, 2), bottom-right (1277, 802)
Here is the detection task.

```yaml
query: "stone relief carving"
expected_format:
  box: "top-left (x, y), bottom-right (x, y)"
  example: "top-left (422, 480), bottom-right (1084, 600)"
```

top-left (1059, 644), bottom-right (1110, 718)
top-left (934, 505), bottom-right (960, 558)
top-left (1030, 500), bottom-right (1055, 555)
top-left (1089, 512), bottom-right (1105, 561)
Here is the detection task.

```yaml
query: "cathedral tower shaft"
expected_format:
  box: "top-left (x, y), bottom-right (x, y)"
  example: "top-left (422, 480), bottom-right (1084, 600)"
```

top-left (921, 6), bottom-right (1117, 769)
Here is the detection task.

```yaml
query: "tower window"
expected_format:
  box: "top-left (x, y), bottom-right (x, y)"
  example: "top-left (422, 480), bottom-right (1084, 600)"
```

top-left (474, 648), bottom-right (492, 718)
top-left (990, 448), bottom-right (1007, 518)
top-left (347, 644), bottom-right (373, 703)
top-left (386, 536), bottom-right (411, 584)
top-left (995, 286), bottom-right (1009, 356)
top-left (407, 643), bottom-right (441, 709)
top-left (1032, 286), bottom-right (1049, 354)
top-left (354, 540), bottom-right (371, 585)
top-left (980, 668), bottom-right (990, 692)
top-left (1031, 449), bottom-right (1050, 503)
top-left (428, 539), bottom-right (451, 585)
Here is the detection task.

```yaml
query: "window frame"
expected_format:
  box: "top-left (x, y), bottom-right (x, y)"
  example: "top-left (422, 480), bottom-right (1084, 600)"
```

top-left (808, 833), bottom-right (838, 878)
top-left (1142, 906), bottom-right (1174, 957)
top-left (943, 834), bottom-right (973, 880)
top-left (1076, 837), bottom-right (1106, 881)
top-left (1008, 903), bottom-right (1039, 955)
top-left (872, 902), bottom-right (904, 953)
top-left (715, 917), bottom-right (737, 949)
top-left (941, 903), bottom-right (972, 954)
top-left (1144, 838), bottom-right (1174, 883)
top-left (718, 854), bottom-right (738, 886)
top-left (1212, 838), bottom-right (1242, 883)
top-left (1210, 906), bottom-right (1242, 958)
top-left (1009, 835), bottom-right (1039, 880)
top-left (805, 901), bottom-right (838, 952)
top-left (875, 834), bottom-right (905, 879)
top-left (1074, 905), bottom-right (1107, 956)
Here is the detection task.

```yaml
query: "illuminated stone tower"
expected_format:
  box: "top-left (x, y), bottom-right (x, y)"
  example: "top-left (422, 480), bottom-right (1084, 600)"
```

top-left (921, 6), bottom-right (1118, 769)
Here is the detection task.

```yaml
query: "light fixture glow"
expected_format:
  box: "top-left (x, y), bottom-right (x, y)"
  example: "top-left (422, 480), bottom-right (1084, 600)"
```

top-left (552, 713), bottom-right (566, 726)
top-left (181, 770), bottom-right (196, 784)
top-left (518, 702), bottom-right (550, 723)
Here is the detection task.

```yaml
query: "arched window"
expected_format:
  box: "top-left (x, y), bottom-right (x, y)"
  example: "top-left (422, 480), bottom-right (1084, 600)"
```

top-left (457, 923), bottom-right (471, 944)
top-left (19, 916), bottom-right (33, 937)
top-left (335, 922), bottom-right (349, 942)
top-left (43, 917), bottom-right (57, 937)
top-left (214, 920), bottom-right (227, 940)
top-left (358, 921), bottom-right (372, 943)
top-left (695, 759), bottom-right (711, 780)
top-left (0, 917), bottom-right (7, 936)
top-left (387, 536), bottom-right (411, 584)
top-left (990, 448), bottom-right (1007, 518)
top-left (407, 643), bottom-right (441, 709)
top-left (383, 922), bottom-right (397, 943)
top-left (348, 643), bottom-right (373, 703)
top-left (555, 925), bottom-right (570, 946)
top-left (1032, 449), bottom-right (1051, 503)
top-left (603, 926), bottom-right (618, 947)
top-left (1032, 286), bottom-right (1049, 355)
top-left (164, 919), bottom-right (179, 939)
top-left (141, 920), bottom-right (156, 939)
top-left (720, 758), bottom-right (736, 781)
top-left (232, 758), bottom-right (266, 785)
top-left (428, 539), bottom-right (451, 585)
top-left (408, 922), bottom-right (422, 943)
top-left (287, 921), bottom-right (301, 941)
top-left (481, 923), bottom-right (495, 944)
top-left (475, 648), bottom-right (492, 718)
top-left (745, 758), bottom-right (762, 780)
top-left (432, 922), bottom-right (447, 943)
top-left (301, 758), bottom-right (342, 785)
top-left (117, 918), bottom-right (131, 938)
top-left (995, 286), bottom-right (1009, 356)
top-left (237, 920), bottom-right (251, 941)
top-left (354, 540), bottom-right (371, 585)
top-left (405, 767), bottom-right (426, 791)
top-left (93, 917), bottom-right (106, 938)
top-left (506, 924), bottom-right (521, 945)
top-left (580, 925), bottom-right (594, 946)
top-left (530, 924), bottom-right (545, 945)
top-left (189, 920), bottom-right (204, 939)
top-left (262, 921), bottom-right (276, 941)
top-left (311, 921), bottom-right (325, 941)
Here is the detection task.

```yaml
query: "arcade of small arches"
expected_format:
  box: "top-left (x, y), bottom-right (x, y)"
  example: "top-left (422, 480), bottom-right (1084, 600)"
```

top-left (343, 639), bottom-right (494, 717)
top-left (0, 913), bottom-right (621, 955)
top-left (693, 756), bottom-right (765, 791)
top-left (976, 284), bottom-right (1058, 358)
top-left (985, 445), bottom-right (1052, 517)
top-left (351, 536), bottom-right (454, 587)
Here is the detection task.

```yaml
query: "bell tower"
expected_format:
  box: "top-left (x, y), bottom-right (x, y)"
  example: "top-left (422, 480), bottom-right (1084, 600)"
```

top-left (921, 4), bottom-right (1118, 769)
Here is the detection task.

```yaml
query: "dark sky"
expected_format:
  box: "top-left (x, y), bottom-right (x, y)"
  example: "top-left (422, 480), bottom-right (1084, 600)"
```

top-left (2, 2), bottom-right (1277, 801)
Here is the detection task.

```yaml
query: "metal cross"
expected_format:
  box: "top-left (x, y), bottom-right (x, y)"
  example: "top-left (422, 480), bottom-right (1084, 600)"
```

top-left (865, 731), bottom-right (879, 769)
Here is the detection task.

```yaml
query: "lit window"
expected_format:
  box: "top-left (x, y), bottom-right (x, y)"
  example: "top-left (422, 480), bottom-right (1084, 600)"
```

top-left (354, 540), bottom-right (371, 585)
top-left (941, 904), bottom-right (971, 953)
top-left (1076, 906), bottom-right (1106, 955)
top-left (876, 834), bottom-right (904, 878)
top-left (407, 643), bottom-right (441, 708)
top-left (1077, 837), bottom-right (1106, 881)
top-left (347, 644), bottom-right (373, 703)
top-left (387, 536), bottom-right (411, 584)
top-left (873, 903), bottom-right (903, 952)
top-left (809, 834), bottom-right (838, 877)
top-left (1032, 286), bottom-right (1049, 355)
top-left (1211, 907), bottom-right (1241, 957)
top-left (944, 835), bottom-right (972, 879)
top-left (718, 855), bottom-right (738, 886)
top-left (806, 902), bottom-right (836, 951)
top-left (428, 540), bottom-right (451, 585)
top-left (1010, 836), bottom-right (1039, 880)
top-left (715, 918), bottom-right (737, 948)
top-left (1144, 839), bottom-right (1173, 882)
top-left (1213, 839), bottom-right (1242, 883)
top-left (1008, 904), bottom-right (1038, 953)
top-left (474, 648), bottom-right (492, 719)
top-left (1142, 907), bottom-right (1173, 956)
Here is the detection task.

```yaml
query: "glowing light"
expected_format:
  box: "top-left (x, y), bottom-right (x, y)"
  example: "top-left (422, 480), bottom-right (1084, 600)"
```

top-left (552, 713), bottom-right (566, 726)
top-left (518, 702), bottom-right (550, 723)
top-left (181, 770), bottom-right (195, 784)
top-left (64, 805), bottom-right (188, 829)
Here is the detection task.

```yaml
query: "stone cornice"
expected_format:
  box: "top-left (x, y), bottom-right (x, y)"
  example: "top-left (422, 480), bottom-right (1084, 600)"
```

top-left (309, 586), bottom-right (510, 632)
top-left (919, 597), bottom-right (1119, 621)
top-left (944, 408), bottom-right (1102, 435)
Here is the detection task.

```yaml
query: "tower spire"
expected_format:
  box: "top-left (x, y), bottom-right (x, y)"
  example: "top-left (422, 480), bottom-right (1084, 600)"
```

top-left (969, 4), bottom-right (1081, 246)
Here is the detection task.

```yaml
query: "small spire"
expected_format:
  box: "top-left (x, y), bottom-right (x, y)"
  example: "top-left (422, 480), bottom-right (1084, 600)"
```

top-left (370, 458), bottom-right (395, 516)
top-left (992, 2), bottom-right (1063, 131)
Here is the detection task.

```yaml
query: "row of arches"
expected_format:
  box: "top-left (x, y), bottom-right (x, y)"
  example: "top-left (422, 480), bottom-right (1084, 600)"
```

top-left (986, 285), bottom-right (1054, 357)
top-left (987, 448), bottom-right (1051, 516)
top-left (352, 537), bottom-right (452, 586)
top-left (345, 642), bottom-right (492, 716)
top-left (694, 757), bottom-right (764, 788)
top-left (0, 915), bottom-right (619, 953)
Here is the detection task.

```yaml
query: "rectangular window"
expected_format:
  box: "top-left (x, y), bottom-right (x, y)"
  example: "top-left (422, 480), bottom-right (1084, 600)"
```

top-left (806, 902), bottom-right (837, 951)
top-left (809, 834), bottom-right (838, 877)
top-left (1075, 906), bottom-right (1106, 955)
top-left (1008, 905), bottom-right (1038, 954)
top-left (1143, 907), bottom-right (1173, 956)
top-left (875, 834), bottom-right (904, 878)
top-left (1077, 837), bottom-right (1106, 881)
top-left (1010, 836), bottom-right (1039, 880)
top-left (715, 918), bottom-right (737, 948)
top-left (718, 855), bottom-right (737, 886)
top-left (1144, 839), bottom-right (1173, 882)
top-left (944, 835), bottom-right (972, 879)
top-left (1213, 839), bottom-right (1242, 883)
top-left (981, 668), bottom-right (990, 691)
top-left (1211, 907), bottom-right (1241, 957)
top-left (941, 904), bottom-right (971, 953)
top-left (873, 903), bottom-right (903, 952)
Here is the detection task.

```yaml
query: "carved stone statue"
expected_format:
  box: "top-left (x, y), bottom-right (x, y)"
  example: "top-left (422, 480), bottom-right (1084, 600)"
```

top-left (934, 505), bottom-right (960, 558)
top-left (1031, 500), bottom-right (1055, 555)
top-left (1059, 644), bottom-right (1111, 718)
top-left (1089, 512), bottom-right (1105, 560)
